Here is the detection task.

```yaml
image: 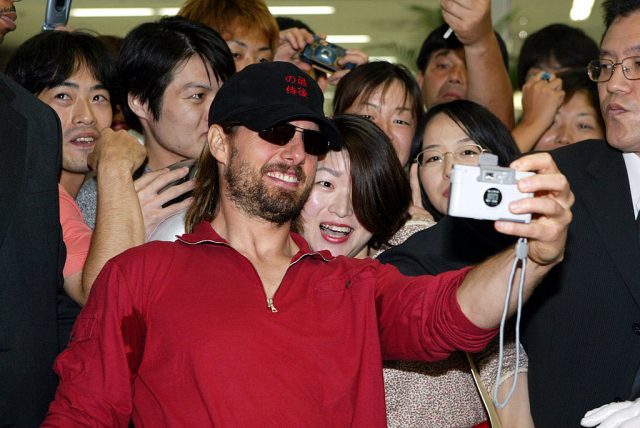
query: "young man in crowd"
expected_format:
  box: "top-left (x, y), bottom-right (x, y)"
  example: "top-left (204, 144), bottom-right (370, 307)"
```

top-left (118, 16), bottom-right (235, 173)
top-left (43, 61), bottom-right (572, 426)
top-left (6, 31), bottom-right (147, 307)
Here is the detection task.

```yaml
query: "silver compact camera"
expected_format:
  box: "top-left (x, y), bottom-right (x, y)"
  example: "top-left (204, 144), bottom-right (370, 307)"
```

top-left (448, 154), bottom-right (534, 223)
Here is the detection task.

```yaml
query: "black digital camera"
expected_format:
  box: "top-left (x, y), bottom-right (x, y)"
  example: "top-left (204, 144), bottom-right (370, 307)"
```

top-left (299, 36), bottom-right (353, 74)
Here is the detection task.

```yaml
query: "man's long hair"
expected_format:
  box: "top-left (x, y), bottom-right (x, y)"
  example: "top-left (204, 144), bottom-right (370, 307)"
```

top-left (184, 125), bottom-right (235, 232)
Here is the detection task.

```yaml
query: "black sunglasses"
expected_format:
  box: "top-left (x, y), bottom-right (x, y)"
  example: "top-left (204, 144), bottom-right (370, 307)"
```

top-left (258, 123), bottom-right (330, 156)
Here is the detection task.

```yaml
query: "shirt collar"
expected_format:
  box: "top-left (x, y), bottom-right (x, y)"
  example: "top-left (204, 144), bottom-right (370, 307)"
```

top-left (623, 152), bottom-right (640, 218)
top-left (177, 221), bottom-right (333, 262)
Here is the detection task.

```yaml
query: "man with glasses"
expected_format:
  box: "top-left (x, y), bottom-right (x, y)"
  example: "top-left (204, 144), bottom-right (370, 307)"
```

top-left (43, 62), bottom-right (573, 426)
top-left (519, 1), bottom-right (640, 426)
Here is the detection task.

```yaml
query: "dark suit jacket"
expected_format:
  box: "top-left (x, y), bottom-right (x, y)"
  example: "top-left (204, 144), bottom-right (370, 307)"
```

top-left (522, 139), bottom-right (640, 427)
top-left (378, 215), bottom-right (516, 276)
top-left (0, 74), bottom-right (65, 427)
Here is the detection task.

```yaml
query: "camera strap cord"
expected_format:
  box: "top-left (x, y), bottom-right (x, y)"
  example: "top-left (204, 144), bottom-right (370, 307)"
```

top-left (492, 237), bottom-right (528, 409)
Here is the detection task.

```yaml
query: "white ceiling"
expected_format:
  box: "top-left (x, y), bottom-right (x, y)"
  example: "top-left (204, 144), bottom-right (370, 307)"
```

top-left (0, 0), bottom-right (606, 71)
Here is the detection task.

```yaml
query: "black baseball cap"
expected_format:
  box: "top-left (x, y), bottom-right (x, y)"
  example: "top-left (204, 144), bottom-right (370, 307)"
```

top-left (209, 61), bottom-right (341, 149)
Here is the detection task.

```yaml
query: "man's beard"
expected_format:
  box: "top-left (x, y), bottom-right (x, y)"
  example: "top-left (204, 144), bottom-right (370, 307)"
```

top-left (224, 145), bottom-right (311, 225)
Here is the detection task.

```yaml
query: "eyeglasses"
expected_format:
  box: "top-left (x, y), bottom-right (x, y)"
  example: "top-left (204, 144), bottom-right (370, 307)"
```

top-left (415, 143), bottom-right (486, 168)
top-left (587, 56), bottom-right (640, 82)
top-left (258, 123), bottom-right (330, 156)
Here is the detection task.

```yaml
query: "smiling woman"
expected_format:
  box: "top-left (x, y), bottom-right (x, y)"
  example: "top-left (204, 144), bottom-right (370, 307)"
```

top-left (295, 114), bottom-right (411, 258)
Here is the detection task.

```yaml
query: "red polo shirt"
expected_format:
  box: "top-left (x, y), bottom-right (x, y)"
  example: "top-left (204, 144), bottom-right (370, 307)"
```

top-left (43, 222), bottom-right (495, 427)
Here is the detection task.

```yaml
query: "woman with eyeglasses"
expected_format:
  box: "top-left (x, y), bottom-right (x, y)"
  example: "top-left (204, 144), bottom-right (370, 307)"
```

top-left (378, 100), bottom-right (534, 428)
top-left (416, 100), bottom-right (521, 220)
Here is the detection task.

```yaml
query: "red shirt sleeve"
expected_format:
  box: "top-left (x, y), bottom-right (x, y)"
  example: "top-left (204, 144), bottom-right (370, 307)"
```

top-left (375, 264), bottom-right (498, 361)
top-left (43, 259), bottom-right (144, 426)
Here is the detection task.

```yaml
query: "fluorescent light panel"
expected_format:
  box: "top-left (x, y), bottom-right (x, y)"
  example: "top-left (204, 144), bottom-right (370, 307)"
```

top-left (158, 8), bottom-right (180, 16)
top-left (370, 56), bottom-right (398, 63)
top-left (71, 8), bottom-right (155, 17)
top-left (71, 6), bottom-right (335, 18)
top-left (570, 0), bottom-right (595, 21)
top-left (269, 6), bottom-right (335, 15)
top-left (326, 35), bottom-right (371, 44)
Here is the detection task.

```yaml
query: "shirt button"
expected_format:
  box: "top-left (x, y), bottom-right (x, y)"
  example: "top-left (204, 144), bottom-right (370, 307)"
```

top-left (633, 323), bottom-right (640, 336)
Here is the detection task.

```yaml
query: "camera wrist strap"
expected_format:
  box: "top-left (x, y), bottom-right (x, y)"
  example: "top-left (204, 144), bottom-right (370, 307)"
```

top-left (492, 237), bottom-right (528, 409)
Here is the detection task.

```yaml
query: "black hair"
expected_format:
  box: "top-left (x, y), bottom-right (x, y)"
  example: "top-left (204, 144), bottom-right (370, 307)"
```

top-left (276, 16), bottom-right (314, 34)
top-left (603, 0), bottom-right (640, 31)
top-left (333, 61), bottom-right (425, 165)
top-left (118, 16), bottom-right (235, 133)
top-left (516, 24), bottom-right (599, 89)
top-left (416, 99), bottom-right (521, 218)
top-left (416, 23), bottom-right (509, 73)
top-left (6, 31), bottom-right (116, 103)
top-left (556, 68), bottom-right (605, 131)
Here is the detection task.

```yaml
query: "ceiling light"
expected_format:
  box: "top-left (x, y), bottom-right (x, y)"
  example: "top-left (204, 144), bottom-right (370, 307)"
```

top-left (370, 56), bottom-right (398, 63)
top-left (157, 8), bottom-right (180, 16)
top-left (70, 6), bottom-right (335, 18)
top-left (570, 0), bottom-right (595, 21)
top-left (268, 6), bottom-right (335, 15)
top-left (326, 35), bottom-right (371, 44)
top-left (71, 8), bottom-right (155, 17)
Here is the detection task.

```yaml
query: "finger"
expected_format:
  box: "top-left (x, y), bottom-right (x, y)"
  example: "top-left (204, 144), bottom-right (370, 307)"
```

top-left (327, 70), bottom-right (349, 86)
top-left (517, 172), bottom-right (571, 199)
top-left (133, 168), bottom-right (169, 192)
top-left (341, 50), bottom-right (369, 65)
top-left (295, 60), bottom-right (313, 73)
top-left (409, 163), bottom-right (424, 207)
top-left (582, 402), bottom-right (634, 425)
top-left (547, 78), bottom-right (563, 91)
top-left (440, 0), bottom-right (469, 21)
top-left (509, 194), bottom-right (567, 221)
top-left (158, 197), bottom-right (194, 219)
top-left (494, 213), bottom-right (564, 243)
top-left (153, 179), bottom-right (195, 205)
top-left (510, 152), bottom-right (557, 175)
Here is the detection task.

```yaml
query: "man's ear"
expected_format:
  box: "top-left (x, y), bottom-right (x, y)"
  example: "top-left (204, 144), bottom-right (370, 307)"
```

top-left (416, 71), bottom-right (424, 87)
top-left (208, 124), bottom-right (230, 165)
top-left (128, 94), bottom-right (152, 122)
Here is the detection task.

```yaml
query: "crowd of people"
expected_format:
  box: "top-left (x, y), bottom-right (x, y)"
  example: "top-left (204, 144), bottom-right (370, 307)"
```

top-left (1, 0), bottom-right (639, 426)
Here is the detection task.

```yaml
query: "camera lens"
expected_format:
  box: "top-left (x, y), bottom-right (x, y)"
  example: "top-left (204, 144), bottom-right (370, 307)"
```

top-left (314, 46), bottom-right (336, 65)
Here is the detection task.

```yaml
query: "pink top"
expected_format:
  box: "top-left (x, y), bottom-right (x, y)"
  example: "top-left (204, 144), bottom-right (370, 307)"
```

top-left (59, 184), bottom-right (91, 278)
